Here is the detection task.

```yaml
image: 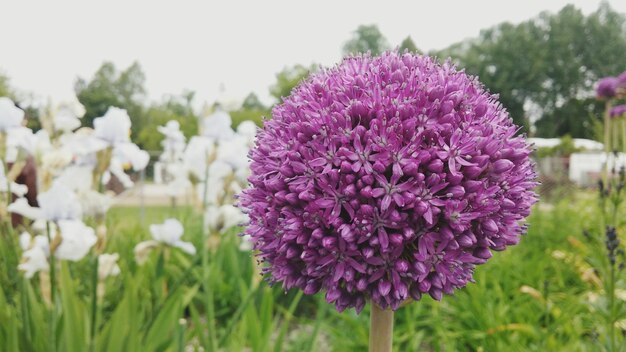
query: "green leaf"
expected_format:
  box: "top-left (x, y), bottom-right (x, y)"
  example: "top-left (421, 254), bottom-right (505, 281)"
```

top-left (143, 288), bottom-right (183, 350)
top-left (59, 262), bottom-right (88, 352)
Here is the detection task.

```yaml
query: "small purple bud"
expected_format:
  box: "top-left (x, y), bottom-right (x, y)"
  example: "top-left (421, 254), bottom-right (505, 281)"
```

top-left (357, 278), bottom-right (368, 291)
top-left (428, 86), bottom-right (444, 101)
top-left (373, 161), bottom-right (386, 173)
top-left (418, 279), bottom-right (431, 292)
top-left (360, 186), bottom-right (373, 198)
top-left (409, 285), bottom-right (422, 301)
top-left (389, 234), bottom-right (404, 246)
top-left (340, 161), bottom-right (353, 173)
top-left (378, 280), bottom-right (392, 296)
top-left (474, 102), bottom-right (487, 117)
top-left (429, 288), bottom-right (443, 301)
top-left (394, 260), bottom-right (409, 273)
top-left (493, 159), bottom-right (514, 174)
top-left (446, 185), bottom-right (465, 198)
top-left (474, 247), bottom-right (492, 259)
top-left (483, 219), bottom-right (498, 233)
top-left (304, 281), bottom-right (320, 295)
top-left (427, 159), bottom-right (444, 173)
top-left (326, 287), bottom-right (341, 302)
top-left (322, 237), bottom-right (337, 249)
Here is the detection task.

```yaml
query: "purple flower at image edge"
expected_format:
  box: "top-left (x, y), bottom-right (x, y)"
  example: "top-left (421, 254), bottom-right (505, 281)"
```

top-left (239, 52), bottom-right (538, 313)
top-left (596, 76), bottom-right (618, 99)
top-left (610, 104), bottom-right (626, 119)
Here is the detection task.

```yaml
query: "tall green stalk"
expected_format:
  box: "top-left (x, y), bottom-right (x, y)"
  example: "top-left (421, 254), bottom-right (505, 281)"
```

top-left (369, 304), bottom-right (394, 352)
top-left (89, 255), bottom-right (99, 352)
top-left (202, 238), bottom-right (218, 352)
top-left (608, 257), bottom-right (616, 351)
top-left (603, 102), bottom-right (613, 184)
top-left (2, 160), bottom-right (11, 208)
top-left (46, 221), bottom-right (57, 352)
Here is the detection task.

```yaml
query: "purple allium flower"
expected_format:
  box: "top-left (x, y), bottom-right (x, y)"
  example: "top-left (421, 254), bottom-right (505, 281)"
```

top-left (240, 52), bottom-right (538, 313)
top-left (610, 104), bottom-right (626, 119)
top-left (596, 77), bottom-right (618, 99)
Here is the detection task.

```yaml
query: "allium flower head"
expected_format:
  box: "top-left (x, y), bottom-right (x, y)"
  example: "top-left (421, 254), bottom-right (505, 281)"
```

top-left (240, 52), bottom-right (537, 312)
top-left (610, 104), bottom-right (626, 119)
top-left (596, 77), bottom-right (618, 99)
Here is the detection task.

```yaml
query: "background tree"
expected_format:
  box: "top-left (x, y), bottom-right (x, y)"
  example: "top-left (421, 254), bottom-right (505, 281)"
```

top-left (342, 24), bottom-right (390, 56)
top-left (230, 92), bottom-right (269, 128)
top-left (136, 92), bottom-right (198, 151)
top-left (0, 71), bottom-right (42, 130)
top-left (0, 72), bottom-right (12, 98)
top-left (269, 64), bottom-right (317, 103)
top-left (432, 3), bottom-right (626, 138)
top-left (75, 61), bottom-right (146, 136)
top-left (398, 36), bottom-right (421, 54)
top-left (241, 92), bottom-right (266, 111)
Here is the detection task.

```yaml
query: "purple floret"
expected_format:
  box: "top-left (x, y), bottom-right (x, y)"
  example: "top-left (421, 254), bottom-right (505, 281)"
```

top-left (239, 52), bottom-right (538, 313)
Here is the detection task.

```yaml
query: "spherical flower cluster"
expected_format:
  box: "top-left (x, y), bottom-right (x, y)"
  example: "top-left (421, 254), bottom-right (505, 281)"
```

top-left (597, 71), bottom-right (626, 100)
top-left (596, 77), bottom-right (618, 99)
top-left (610, 104), bottom-right (626, 119)
top-left (240, 52), bottom-right (537, 312)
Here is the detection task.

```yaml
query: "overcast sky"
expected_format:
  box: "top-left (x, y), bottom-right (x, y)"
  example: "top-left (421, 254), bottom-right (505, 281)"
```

top-left (1, 0), bottom-right (624, 108)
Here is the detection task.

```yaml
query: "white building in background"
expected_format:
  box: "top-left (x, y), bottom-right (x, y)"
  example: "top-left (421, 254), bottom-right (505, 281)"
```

top-left (528, 138), bottom-right (625, 186)
top-left (569, 152), bottom-right (626, 186)
top-left (528, 138), bottom-right (604, 150)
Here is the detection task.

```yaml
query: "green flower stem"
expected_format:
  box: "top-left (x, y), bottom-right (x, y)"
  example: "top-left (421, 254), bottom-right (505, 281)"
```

top-left (89, 255), bottom-right (99, 352)
top-left (202, 150), bottom-right (210, 214)
top-left (369, 303), bottom-right (394, 352)
top-left (202, 236), bottom-right (218, 352)
top-left (177, 318), bottom-right (186, 352)
top-left (46, 221), bottom-right (57, 352)
top-left (621, 118), bottom-right (625, 153)
top-left (608, 259), bottom-right (616, 352)
top-left (604, 102), bottom-right (612, 183)
top-left (2, 159), bottom-right (10, 208)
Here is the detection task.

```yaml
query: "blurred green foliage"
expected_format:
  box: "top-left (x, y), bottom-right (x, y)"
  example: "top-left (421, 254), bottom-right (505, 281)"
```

top-left (343, 24), bottom-right (390, 56)
top-left (231, 93), bottom-right (268, 128)
top-left (230, 109), bottom-right (266, 129)
top-left (432, 3), bottom-right (626, 137)
top-left (0, 206), bottom-right (316, 352)
top-left (398, 36), bottom-right (421, 54)
top-left (0, 72), bottom-right (12, 99)
top-left (2, 195), bottom-right (624, 350)
top-left (135, 94), bottom-right (198, 151)
top-left (75, 62), bottom-right (146, 136)
top-left (269, 64), bottom-right (317, 103)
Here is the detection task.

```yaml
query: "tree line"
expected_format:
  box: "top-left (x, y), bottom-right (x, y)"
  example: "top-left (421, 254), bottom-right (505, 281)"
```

top-left (2, 2), bottom-right (625, 150)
